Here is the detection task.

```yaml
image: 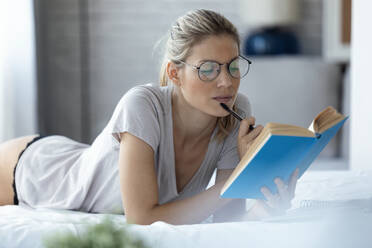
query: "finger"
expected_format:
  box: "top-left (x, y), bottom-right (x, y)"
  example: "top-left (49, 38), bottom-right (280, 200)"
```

top-left (274, 177), bottom-right (290, 203)
top-left (250, 125), bottom-right (264, 138)
top-left (288, 168), bottom-right (299, 199)
top-left (274, 178), bottom-right (291, 210)
top-left (247, 116), bottom-right (256, 126)
top-left (238, 117), bottom-right (256, 138)
top-left (240, 125), bottom-right (264, 144)
top-left (260, 186), bottom-right (275, 200)
top-left (238, 120), bottom-right (250, 139)
top-left (260, 186), bottom-right (279, 208)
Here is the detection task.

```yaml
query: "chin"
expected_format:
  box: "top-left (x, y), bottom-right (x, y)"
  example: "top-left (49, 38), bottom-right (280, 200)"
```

top-left (201, 102), bottom-right (231, 118)
top-left (206, 108), bottom-right (230, 118)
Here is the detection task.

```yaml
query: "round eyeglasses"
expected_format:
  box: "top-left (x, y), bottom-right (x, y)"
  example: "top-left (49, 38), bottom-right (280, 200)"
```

top-left (178, 55), bottom-right (252, 82)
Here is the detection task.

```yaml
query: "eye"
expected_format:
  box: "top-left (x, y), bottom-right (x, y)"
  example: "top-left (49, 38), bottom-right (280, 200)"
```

top-left (230, 59), bottom-right (239, 69)
top-left (229, 59), bottom-right (240, 74)
top-left (199, 62), bottom-right (215, 75)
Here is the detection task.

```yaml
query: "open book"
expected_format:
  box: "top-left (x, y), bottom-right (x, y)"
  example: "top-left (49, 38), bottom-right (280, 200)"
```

top-left (220, 106), bottom-right (348, 199)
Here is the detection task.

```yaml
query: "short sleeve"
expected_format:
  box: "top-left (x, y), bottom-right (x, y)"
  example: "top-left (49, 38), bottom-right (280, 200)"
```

top-left (216, 93), bottom-right (252, 170)
top-left (104, 87), bottom-right (161, 153)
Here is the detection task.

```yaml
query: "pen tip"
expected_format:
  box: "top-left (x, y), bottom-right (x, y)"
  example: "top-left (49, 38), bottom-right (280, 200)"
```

top-left (220, 102), bottom-right (229, 111)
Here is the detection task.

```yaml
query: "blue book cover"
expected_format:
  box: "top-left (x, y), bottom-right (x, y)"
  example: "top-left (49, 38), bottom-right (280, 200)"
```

top-left (220, 115), bottom-right (348, 199)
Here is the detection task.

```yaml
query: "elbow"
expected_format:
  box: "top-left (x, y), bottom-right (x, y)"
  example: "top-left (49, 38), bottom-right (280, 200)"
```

top-left (126, 215), bottom-right (155, 225)
top-left (125, 205), bottom-right (178, 225)
top-left (125, 209), bottom-right (157, 225)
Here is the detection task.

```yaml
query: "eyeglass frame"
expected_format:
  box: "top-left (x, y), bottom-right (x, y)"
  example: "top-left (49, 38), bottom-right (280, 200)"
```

top-left (176, 55), bottom-right (252, 82)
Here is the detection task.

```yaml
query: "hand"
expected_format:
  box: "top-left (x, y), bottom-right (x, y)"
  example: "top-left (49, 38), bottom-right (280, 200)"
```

top-left (244, 168), bottom-right (299, 220)
top-left (237, 117), bottom-right (264, 160)
top-left (259, 168), bottom-right (300, 216)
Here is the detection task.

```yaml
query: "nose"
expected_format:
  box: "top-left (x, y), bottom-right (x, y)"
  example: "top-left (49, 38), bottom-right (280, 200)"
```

top-left (216, 66), bottom-right (233, 88)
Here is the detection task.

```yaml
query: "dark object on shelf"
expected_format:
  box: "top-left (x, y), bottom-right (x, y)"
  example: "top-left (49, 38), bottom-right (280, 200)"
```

top-left (244, 27), bottom-right (300, 56)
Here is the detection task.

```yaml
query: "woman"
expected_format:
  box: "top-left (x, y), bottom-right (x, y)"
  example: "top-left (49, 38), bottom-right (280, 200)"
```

top-left (0, 9), bottom-right (298, 225)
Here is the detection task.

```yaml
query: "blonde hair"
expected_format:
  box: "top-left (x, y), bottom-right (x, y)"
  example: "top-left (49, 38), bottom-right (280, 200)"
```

top-left (159, 9), bottom-right (241, 143)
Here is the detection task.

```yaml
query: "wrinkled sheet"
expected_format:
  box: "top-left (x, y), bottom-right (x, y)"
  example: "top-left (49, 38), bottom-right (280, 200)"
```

top-left (2, 170), bottom-right (372, 248)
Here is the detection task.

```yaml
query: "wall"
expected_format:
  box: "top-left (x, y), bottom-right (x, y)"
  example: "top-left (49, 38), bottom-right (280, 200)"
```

top-left (87, 0), bottom-right (323, 141)
top-left (35, 0), bottom-right (84, 141)
top-left (0, 0), bottom-right (37, 142)
top-left (0, 2), bottom-right (16, 142)
top-left (350, 1), bottom-right (372, 170)
top-left (35, 0), bottom-right (324, 144)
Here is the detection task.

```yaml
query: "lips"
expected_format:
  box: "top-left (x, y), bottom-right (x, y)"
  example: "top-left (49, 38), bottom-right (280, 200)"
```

top-left (213, 95), bottom-right (233, 103)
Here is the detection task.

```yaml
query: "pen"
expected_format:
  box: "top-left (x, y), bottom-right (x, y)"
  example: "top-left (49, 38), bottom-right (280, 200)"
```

top-left (220, 103), bottom-right (254, 131)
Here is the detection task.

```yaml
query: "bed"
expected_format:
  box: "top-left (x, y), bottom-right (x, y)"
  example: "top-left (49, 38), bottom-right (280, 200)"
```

top-left (1, 169), bottom-right (372, 248)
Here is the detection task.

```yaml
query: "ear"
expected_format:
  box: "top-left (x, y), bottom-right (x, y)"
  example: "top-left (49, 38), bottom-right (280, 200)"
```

top-left (166, 62), bottom-right (181, 86)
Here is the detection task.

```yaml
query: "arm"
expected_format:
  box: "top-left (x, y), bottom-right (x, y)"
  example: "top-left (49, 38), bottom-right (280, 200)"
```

top-left (119, 132), bottom-right (234, 225)
top-left (212, 169), bottom-right (246, 223)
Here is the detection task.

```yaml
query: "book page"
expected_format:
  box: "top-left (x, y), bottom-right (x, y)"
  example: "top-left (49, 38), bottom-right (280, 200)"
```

top-left (308, 120), bottom-right (315, 133)
top-left (309, 106), bottom-right (346, 133)
top-left (267, 123), bottom-right (315, 137)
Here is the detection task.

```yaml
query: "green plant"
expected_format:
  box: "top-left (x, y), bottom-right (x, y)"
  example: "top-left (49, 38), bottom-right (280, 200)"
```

top-left (43, 218), bottom-right (148, 248)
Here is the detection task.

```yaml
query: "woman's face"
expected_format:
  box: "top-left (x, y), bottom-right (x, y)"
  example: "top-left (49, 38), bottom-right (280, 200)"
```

top-left (177, 35), bottom-right (240, 118)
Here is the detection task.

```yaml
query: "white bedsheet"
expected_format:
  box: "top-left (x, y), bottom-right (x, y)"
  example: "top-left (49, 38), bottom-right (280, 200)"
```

top-left (2, 170), bottom-right (372, 248)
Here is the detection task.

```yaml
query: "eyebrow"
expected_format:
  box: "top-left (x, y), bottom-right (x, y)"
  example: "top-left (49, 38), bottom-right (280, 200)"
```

top-left (196, 56), bottom-right (239, 66)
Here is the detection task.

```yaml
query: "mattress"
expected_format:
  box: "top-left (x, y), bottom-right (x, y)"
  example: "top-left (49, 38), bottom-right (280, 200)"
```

top-left (1, 170), bottom-right (372, 248)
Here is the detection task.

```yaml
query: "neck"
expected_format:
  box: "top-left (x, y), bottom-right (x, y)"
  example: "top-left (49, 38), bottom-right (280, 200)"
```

top-left (171, 90), bottom-right (217, 145)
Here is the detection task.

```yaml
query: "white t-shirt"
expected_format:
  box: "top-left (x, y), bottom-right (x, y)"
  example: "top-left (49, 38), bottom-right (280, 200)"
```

top-left (15, 84), bottom-right (251, 214)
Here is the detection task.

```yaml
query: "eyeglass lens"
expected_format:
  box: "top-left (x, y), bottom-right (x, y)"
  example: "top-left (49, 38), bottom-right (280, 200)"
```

top-left (198, 57), bottom-right (250, 81)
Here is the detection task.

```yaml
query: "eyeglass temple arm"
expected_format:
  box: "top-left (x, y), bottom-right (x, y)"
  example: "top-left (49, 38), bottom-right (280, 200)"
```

top-left (239, 54), bottom-right (252, 64)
